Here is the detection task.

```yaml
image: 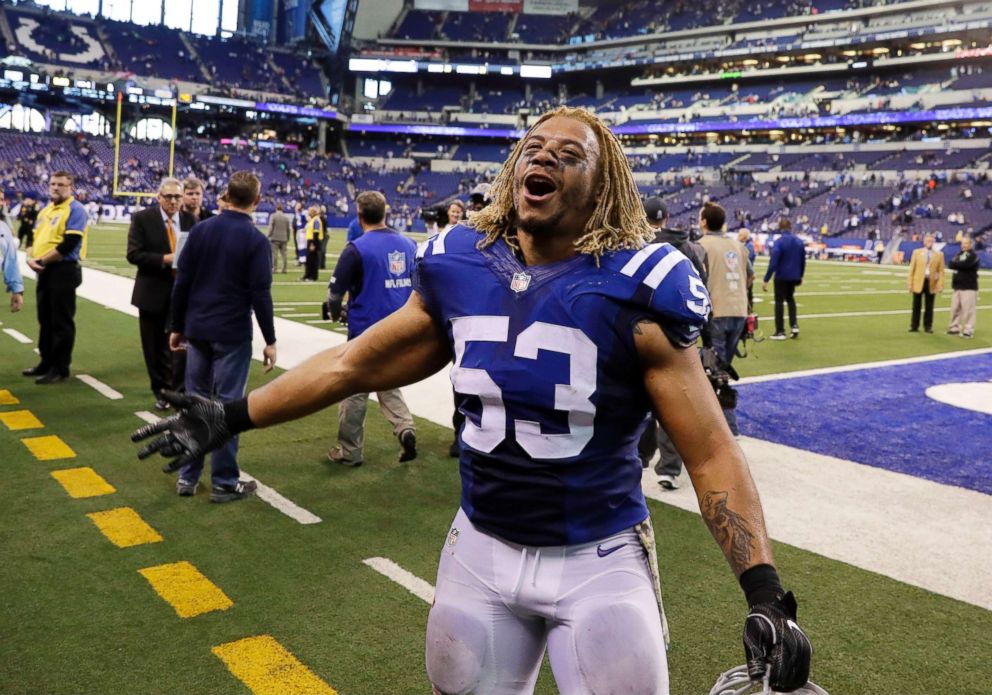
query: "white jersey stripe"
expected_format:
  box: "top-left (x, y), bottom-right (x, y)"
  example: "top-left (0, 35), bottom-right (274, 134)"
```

top-left (643, 248), bottom-right (689, 289)
top-left (619, 242), bottom-right (664, 277)
top-left (431, 229), bottom-right (453, 255)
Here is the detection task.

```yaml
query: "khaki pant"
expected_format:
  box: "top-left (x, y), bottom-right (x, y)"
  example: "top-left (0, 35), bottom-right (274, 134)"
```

top-left (270, 239), bottom-right (287, 273)
top-left (948, 289), bottom-right (977, 335)
top-left (333, 390), bottom-right (414, 464)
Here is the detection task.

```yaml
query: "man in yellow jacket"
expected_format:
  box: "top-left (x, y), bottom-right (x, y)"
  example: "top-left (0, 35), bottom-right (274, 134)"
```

top-left (23, 171), bottom-right (89, 384)
top-left (302, 205), bottom-right (324, 282)
top-left (907, 233), bottom-right (944, 333)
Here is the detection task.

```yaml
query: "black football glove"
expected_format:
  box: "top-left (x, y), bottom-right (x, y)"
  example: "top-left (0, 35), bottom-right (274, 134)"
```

top-left (131, 391), bottom-right (233, 473)
top-left (743, 591), bottom-right (812, 692)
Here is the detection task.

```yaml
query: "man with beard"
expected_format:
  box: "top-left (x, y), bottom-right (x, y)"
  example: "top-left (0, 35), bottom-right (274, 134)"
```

top-left (134, 108), bottom-right (812, 694)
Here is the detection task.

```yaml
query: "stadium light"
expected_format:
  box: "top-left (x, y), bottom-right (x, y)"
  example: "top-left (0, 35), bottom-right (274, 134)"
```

top-left (519, 64), bottom-right (552, 79)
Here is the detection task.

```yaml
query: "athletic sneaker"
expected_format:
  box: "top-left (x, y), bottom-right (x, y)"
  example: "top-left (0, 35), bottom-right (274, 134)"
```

top-left (769, 333), bottom-right (787, 341)
top-left (398, 429), bottom-right (418, 462)
top-left (210, 480), bottom-right (257, 503)
top-left (659, 475), bottom-right (679, 491)
top-left (791, 327), bottom-right (800, 339)
top-left (947, 328), bottom-right (960, 335)
top-left (962, 332), bottom-right (974, 339)
top-left (327, 447), bottom-right (362, 467)
top-left (176, 479), bottom-right (198, 497)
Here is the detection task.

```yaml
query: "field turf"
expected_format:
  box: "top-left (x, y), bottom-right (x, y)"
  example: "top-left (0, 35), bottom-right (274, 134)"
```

top-left (1, 224), bottom-right (989, 694)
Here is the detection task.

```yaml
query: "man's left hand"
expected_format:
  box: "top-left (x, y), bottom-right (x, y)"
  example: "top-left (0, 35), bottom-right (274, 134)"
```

top-left (743, 591), bottom-right (812, 692)
top-left (761, 281), bottom-right (768, 292)
top-left (10, 292), bottom-right (23, 312)
top-left (262, 344), bottom-right (277, 373)
top-left (27, 259), bottom-right (44, 273)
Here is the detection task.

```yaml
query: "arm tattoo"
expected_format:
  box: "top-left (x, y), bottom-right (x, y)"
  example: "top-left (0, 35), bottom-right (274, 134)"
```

top-left (701, 490), bottom-right (755, 572)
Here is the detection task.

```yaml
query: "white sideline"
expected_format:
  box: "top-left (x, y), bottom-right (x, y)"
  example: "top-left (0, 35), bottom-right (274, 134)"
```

top-left (362, 557), bottom-right (435, 604)
top-left (77, 374), bottom-right (124, 400)
top-left (3, 327), bottom-right (32, 344)
top-left (131, 411), bottom-right (321, 525)
top-left (642, 436), bottom-right (992, 612)
top-left (26, 255), bottom-right (992, 611)
top-left (798, 306), bottom-right (992, 320)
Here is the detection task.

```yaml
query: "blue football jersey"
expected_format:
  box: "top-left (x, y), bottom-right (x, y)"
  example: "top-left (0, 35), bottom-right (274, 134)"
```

top-left (414, 224), bottom-right (710, 546)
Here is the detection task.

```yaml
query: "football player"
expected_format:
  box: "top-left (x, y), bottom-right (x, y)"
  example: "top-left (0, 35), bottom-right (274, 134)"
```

top-left (134, 107), bottom-right (812, 694)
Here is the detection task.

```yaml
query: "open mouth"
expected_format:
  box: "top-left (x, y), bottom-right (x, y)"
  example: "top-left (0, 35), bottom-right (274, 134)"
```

top-left (523, 172), bottom-right (558, 201)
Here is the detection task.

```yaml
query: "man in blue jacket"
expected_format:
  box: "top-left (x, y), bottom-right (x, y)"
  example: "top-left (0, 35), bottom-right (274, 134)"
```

top-left (1, 218), bottom-right (24, 313)
top-left (169, 171), bottom-right (277, 502)
top-left (762, 218), bottom-right (806, 340)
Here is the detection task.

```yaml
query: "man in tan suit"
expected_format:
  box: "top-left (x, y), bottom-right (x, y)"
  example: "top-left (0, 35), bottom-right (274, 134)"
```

top-left (907, 233), bottom-right (944, 333)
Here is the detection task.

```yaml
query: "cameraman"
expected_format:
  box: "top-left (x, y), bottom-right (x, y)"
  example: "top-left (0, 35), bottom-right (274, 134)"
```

top-left (698, 202), bottom-right (751, 436)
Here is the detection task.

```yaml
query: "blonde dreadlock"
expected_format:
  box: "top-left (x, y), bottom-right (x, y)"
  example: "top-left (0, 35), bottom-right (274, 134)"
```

top-left (470, 107), bottom-right (654, 260)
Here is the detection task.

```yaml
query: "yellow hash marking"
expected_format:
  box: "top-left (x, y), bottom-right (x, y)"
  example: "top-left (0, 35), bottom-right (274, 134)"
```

top-left (212, 635), bottom-right (337, 695)
top-left (1, 410), bottom-right (44, 431)
top-left (22, 435), bottom-right (76, 461)
top-left (0, 389), bottom-right (20, 405)
top-left (50, 467), bottom-right (116, 498)
top-left (138, 561), bottom-right (233, 618)
top-left (86, 507), bottom-right (163, 548)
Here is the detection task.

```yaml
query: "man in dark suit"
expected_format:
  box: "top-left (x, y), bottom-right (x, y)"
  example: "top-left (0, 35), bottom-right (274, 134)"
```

top-left (127, 178), bottom-right (195, 410)
top-left (182, 177), bottom-right (214, 223)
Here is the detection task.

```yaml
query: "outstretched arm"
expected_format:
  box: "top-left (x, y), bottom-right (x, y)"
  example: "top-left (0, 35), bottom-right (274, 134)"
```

top-left (248, 291), bottom-right (451, 427)
top-left (634, 318), bottom-right (773, 577)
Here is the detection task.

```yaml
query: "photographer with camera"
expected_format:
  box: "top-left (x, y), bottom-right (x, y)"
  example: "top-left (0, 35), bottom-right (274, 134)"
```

top-left (698, 202), bottom-right (751, 437)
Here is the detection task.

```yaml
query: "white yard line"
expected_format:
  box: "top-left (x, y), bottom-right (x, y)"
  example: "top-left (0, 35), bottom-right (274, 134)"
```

top-left (738, 347), bottom-right (992, 384)
top-left (794, 306), bottom-right (992, 320)
top-left (362, 557), bottom-right (435, 604)
top-left (2, 328), bottom-right (32, 344)
top-left (77, 374), bottom-right (124, 400)
top-left (131, 411), bottom-right (321, 525)
top-left (238, 472), bottom-right (322, 525)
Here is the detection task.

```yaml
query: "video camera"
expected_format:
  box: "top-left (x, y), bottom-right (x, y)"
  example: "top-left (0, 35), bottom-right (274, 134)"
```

top-left (420, 204), bottom-right (448, 227)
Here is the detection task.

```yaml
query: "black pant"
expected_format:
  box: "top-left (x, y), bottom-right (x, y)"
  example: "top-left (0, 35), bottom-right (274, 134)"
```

top-left (319, 233), bottom-right (330, 269)
top-left (139, 308), bottom-right (184, 396)
top-left (36, 261), bottom-right (81, 376)
top-left (304, 243), bottom-right (320, 280)
top-left (18, 226), bottom-right (34, 248)
top-left (911, 289), bottom-right (936, 330)
top-left (774, 279), bottom-right (800, 334)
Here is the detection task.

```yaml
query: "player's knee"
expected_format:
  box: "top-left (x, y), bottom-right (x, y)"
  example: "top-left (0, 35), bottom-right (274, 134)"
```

top-left (573, 602), bottom-right (666, 695)
top-left (425, 603), bottom-right (488, 695)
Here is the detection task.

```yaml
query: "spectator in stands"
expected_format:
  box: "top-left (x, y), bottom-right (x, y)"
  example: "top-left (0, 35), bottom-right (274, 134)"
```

top-left (638, 196), bottom-right (709, 488)
top-left (169, 171), bottom-right (276, 501)
top-left (182, 177), bottom-right (213, 223)
top-left (1, 216), bottom-right (24, 313)
top-left (324, 191), bottom-right (417, 467)
top-left (267, 202), bottom-right (292, 273)
top-left (907, 233), bottom-right (945, 334)
top-left (698, 202), bottom-right (751, 438)
top-left (17, 198), bottom-right (38, 249)
top-left (946, 236), bottom-right (978, 339)
top-left (762, 218), bottom-right (805, 340)
top-left (127, 178), bottom-right (196, 410)
top-left (23, 171), bottom-right (89, 385)
top-left (302, 205), bottom-right (324, 282)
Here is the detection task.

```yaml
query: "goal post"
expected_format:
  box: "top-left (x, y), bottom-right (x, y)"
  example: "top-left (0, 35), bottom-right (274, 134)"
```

top-left (112, 90), bottom-right (178, 199)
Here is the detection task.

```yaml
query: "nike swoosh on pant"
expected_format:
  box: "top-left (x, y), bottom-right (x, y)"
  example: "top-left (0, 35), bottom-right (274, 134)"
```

top-left (596, 543), bottom-right (626, 557)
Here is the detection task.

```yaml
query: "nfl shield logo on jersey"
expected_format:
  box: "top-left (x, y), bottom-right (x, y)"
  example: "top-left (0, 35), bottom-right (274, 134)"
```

top-left (510, 272), bottom-right (532, 293)
top-left (388, 250), bottom-right (406, 275)
top-left (724, 251), bottom-right (740, 270)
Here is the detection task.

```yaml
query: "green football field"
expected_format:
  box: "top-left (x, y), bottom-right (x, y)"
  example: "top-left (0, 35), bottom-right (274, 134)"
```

top-left (1, 224), bottom-right (990, 694)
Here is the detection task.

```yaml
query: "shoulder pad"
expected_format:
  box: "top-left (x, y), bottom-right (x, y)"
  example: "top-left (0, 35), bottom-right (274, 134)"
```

top-left (417, 223), bottom-right (481, 260)
top-left (601, 242), bottom-right (711, 326)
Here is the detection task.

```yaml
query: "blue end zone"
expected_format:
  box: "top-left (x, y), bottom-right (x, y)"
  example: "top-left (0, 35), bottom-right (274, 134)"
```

top-left (737, 354), bottom-right (992, 494)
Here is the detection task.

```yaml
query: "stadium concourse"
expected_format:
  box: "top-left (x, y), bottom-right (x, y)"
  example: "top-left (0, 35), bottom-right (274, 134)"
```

top-left (2, 0), bottom-right (992, 693)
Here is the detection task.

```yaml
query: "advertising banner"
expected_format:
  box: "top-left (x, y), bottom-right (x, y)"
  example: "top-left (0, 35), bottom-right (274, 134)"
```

top-left (523, 0), bottom-right (577, 15)
top-left (414, 0), bottom-right (469, 10)
top-left (469, 0), bottom-right (524, 11)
